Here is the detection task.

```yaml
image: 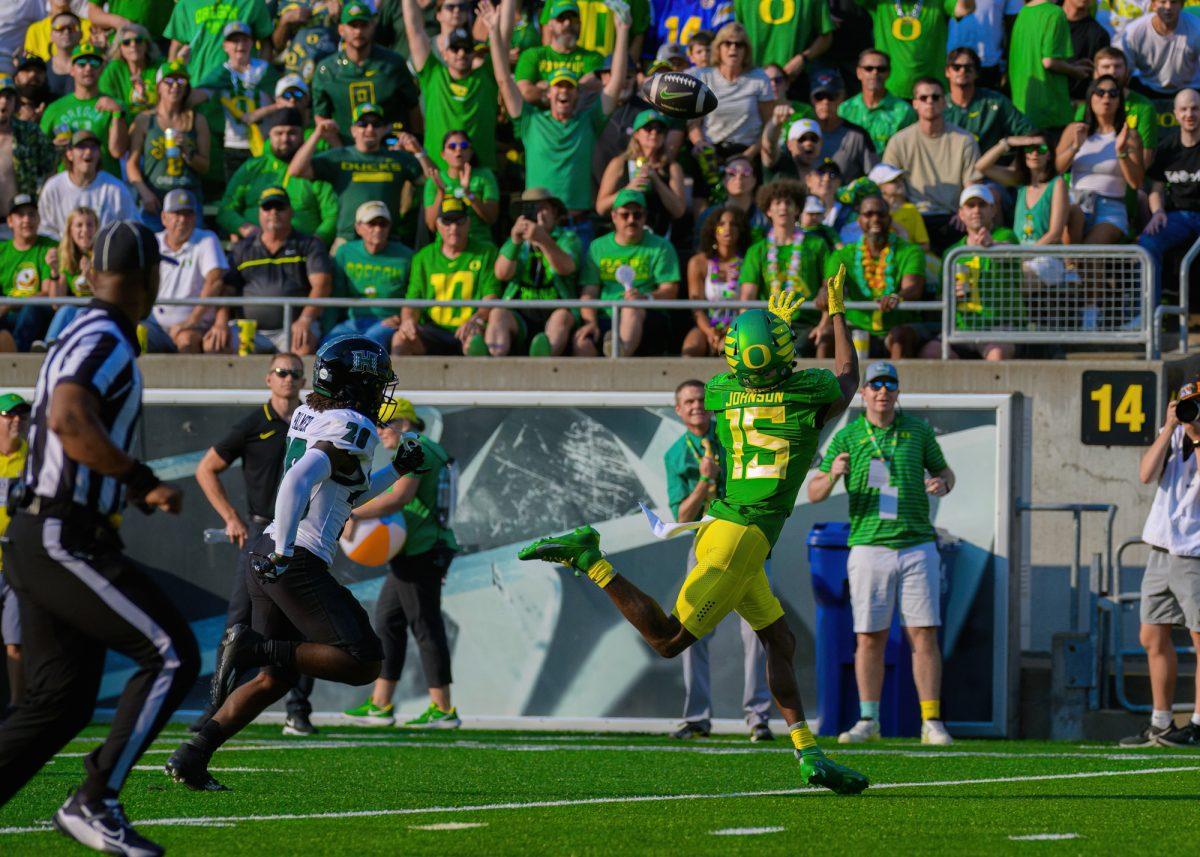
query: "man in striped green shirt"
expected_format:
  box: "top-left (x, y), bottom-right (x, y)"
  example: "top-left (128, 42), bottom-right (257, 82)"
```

top-left (808, 361), bottom-right (955, 745)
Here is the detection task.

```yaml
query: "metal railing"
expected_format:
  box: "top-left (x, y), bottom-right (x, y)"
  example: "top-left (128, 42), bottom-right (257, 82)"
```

top-left (0, 296), bottom-right (945, 359)
top-left (1156, 234), bottom-right (1200, 357)
top-left (942, 245), bottom-right (1155, 359)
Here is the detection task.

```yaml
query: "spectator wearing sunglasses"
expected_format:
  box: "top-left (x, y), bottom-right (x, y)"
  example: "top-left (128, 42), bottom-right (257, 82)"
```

top-left (515, 0), bottom-right (604, 106)
top-left (689, 23), bottom-right (775, 163)
top-left (288, 102), bottom-right (426, 246)
top-left (40, 42), bottom-right (129, 177)
top-left (1009, 0), bottom-right (1089, 132)
top-left (574, 189), bottom-right (680, 356)
top-left (762, 114), bottom-right (823, 184)
top-left (1074, 48), bottom-right (1159, 166)
top-left (943, 47), bottom-right (1036, 157)
top-left (806, 69), bottom-right (877, 183)
top-left (39, 10), bottom-right (86, 96)
top-left (882, 77), bottom-right (979, 253)
top-left (695, 155), bottom-right (769, 243)
top-left (1116, 0), bottom-right (1200, 97)
top-left (974, 134), bottom-right (1068, 246)
top-left (98, 23), bottom-right (162, 118)
top-left (808, 360), bottom-right (955, 748)
top-left (24, 5), bottom-right (92, 63)
top-left (838, 49), bottom-right (918, 156)
top-left (734, 0), bottom-right (833, 79)
top-left (145, 189), bottom-right (228, 354)
top-left (309, 3), bottom-right (421, 139)
top-left (946, 0), bottom-right (1012, 91)
top-left (423, 130), bottom-right (501, 246)
top-left (857, 0), bottom-right (976, 100)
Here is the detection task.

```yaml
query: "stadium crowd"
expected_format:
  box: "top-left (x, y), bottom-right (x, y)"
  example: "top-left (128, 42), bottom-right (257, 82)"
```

top-left (1, 0), bottom-right (1199, 360)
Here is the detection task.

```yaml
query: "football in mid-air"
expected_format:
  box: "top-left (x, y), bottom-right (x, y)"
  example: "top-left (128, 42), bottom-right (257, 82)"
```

top-left (641, 73), bottom-right (717, 120)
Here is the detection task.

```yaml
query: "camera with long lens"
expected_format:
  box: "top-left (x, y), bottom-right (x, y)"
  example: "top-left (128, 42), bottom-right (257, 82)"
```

top-left (1178, 397), bottom-right (1200, 423)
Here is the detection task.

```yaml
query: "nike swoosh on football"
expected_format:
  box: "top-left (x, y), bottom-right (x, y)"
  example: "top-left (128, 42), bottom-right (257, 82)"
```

top-left (659, 91), bottom-right (690, 101)
top-left (259, 430), bottom-right (277, 439)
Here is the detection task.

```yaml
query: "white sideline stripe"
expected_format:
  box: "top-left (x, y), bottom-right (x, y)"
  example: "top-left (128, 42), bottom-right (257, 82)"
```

top-left (711, 827), bottom-right (785, 836)
top-left (0, 765), bottom-right (1195, 836)
top-left (1008, 833), bottom-right (1082, 841)
top-left (132, 766), bottom-right (293, 773)
top-left (409, 822), bottom-right (488, 831)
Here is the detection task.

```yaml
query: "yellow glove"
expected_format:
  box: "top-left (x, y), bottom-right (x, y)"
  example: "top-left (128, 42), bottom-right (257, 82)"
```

top-left (767, 288), bottom-right (805, 325)
top-left (825, 263), bottom-right (846, 317)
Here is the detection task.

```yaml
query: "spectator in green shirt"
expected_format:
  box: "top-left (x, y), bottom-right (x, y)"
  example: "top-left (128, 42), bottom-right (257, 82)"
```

top-left (165, 0), bottom-right (274, 84)
top-left (514, 0), bottom-right (604, 106)
top-left (1009, 0), bottom-right (1090, 131)
top-left (0, 195), bottom-right (56, 352)
top-left (1074, 46), bottom-right (1160, 164)
top-left (310, 2), bottom-right (422, 138)
top-left (943, 47), bottom-right (1036, 155)
top-left (733, 0), bottom-right (834, 81)
top-left (490, 187), bottom-right (582, 356)
top-left (422, 130), bottom-right (501, 246)
top-left (838, 49), bottom-right (918, 156)
top-left (215, 108), bottom-right (338, 246)
top-left (403, 0), bottom-right (512, 170)
top-left (396, 198), bottom-right (502, 356)
top-left (496, 6), bottom-right (631, 248)
top-left (324, 200), bottom-right (414, 352)
top-left (808, 360), bottom-right (955, 746)
top-left (98, 23), bottom-right (161, 120)
top-left (40, 42), bottom-right (129, 176)
top-left (287, 102), bottom-right (428, 244)
top-left (858, 0), bottom-right (976, 99)
top-left (574, 188), bottom-right (681, 357)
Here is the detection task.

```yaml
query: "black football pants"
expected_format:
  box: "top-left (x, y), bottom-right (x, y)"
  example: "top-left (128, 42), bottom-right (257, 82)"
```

top-left (376, 551), bottom-right (453, 687)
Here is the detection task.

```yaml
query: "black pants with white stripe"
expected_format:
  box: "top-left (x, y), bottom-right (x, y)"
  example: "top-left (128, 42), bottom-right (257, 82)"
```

top-left (0, 513), bottom-right (199, 806)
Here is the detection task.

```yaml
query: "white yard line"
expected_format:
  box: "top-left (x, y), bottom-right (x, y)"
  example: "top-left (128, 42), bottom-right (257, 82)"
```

top-left (0, 765), bottom-right (1195, 836)
top-left (1008, 833), bottom-right (1082, 841)
top-left (132, 766), bottom-right (294, 773)
top-left (409, 822), bottom-right (488, 831)
top-left (710, 827), bottom-right (786, 836)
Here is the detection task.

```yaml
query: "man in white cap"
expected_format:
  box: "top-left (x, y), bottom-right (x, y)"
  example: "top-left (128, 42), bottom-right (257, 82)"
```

top-left (934, 184), bottom-right (1018, 361)
top-left (866, 162), bottom-right (930, 249)
top-left (761, 115), bottom-right (822, 183)
top-left (36, 129), bottom-right (139, 240)
top-left (145, 189), bottom-right (229, 354)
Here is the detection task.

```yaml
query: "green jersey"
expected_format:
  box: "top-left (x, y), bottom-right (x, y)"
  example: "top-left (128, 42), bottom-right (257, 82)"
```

top-left (407, 239), bottom-right (502, 330)
top-left (421, 167), bottom-right (501, 246)
top-left (536, 0), bottom-right (650, 56)
top-left (0, 237), bottom-right (56, 298)
top-left (514, 45), bottom-right (604, 84)
top-left (664, 424), bottom-right (725, 519)
top-left (579, 231), bottom-right (680, 316)
top-left (107, 0), bottom-right (175, 38)
top-left (216, 151), bottom-right (339, 246)
top-left (311, 146), bottom-right (422, 240)
top-left (857, 0), bottom-right (959, 99)
top-left (1009, 2), bottom-right (1074, 130)
top-left (40, 94), bottom-right (119, 175)
top-left (819, 412), bottom-right (947, 548)
top-left (399, 434), bottom-right (460, 556)
top-left (948, 228), bottom-right (1023, 330)
top-left (164, 0), bottom-right (274, 84)
top-left (1074, 90), bottom-right (1160, 152)
top-left (944, 89), bottom-right (1036, 155)
top-left (98, 60), bottom-right (162, 120)
top-left (515, 101), bottom-right (610, 211)
top-left (417, 56), bottom-right (500, 170)
top-left (825, 238), bottom-right (925, 333)
top-left (311, 46), bottom-right (420, 132)
top-left (740, 233), bottom-right (828, 325)
top-left (498, 228), bottom-right (582, 302)
top-left (735, 0), bottom-right (835, 69)
top-left (705, 368), bottom-right (842, 547)
top-left (333, 239), bottom-right (414, 321)
top-left (838, 93), bottom-right (917, 154)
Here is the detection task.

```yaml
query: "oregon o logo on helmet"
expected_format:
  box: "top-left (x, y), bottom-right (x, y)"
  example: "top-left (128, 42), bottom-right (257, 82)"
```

top-left (742, 343), bottom-right (772, 369)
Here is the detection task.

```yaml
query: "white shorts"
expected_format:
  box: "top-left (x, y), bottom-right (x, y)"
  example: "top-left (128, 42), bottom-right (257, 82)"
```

top-left (847, 541), bottom-right (941, 633)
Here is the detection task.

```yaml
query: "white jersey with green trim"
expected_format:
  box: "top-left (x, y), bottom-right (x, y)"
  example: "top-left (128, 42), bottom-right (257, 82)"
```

top-left (264, 404), bottom-right (378, 564)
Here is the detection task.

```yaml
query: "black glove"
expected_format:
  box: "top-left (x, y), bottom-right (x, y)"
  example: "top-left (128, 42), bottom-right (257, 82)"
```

top-left (393, 433), bottom-right (428, 475)
top-left (250, 551), bottom-right (290, 583)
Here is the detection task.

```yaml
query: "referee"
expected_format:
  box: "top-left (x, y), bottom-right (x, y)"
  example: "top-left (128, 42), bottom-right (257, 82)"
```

top-left (0, 221), bottom-right (199, 856)
top-left (192, 352), bottom-right (316, 736)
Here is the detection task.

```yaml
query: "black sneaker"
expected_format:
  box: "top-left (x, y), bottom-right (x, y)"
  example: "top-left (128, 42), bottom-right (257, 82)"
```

top-left (1118, 722), bottom-right (1174, 747)
top-left (1156, 722), bottom-right (1200, 748)
top-left (671, 722), bottom-right (710, 740)
top-left (750, 722), bottom-right (775, 742)
top-left (283, 711), bottom-right (318, 736)
top-left (164, 742), bottom-right (228, 792)
top-left (188, 705), bottom-right (214, 733)
top-left (53, 792), bottom-right (164, 856)
top-left (210, 624), bottom-right (264, 710)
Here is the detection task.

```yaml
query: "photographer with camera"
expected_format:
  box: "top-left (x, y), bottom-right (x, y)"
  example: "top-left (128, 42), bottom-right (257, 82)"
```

top-left (1122, 381), bottom-right (1200, 747)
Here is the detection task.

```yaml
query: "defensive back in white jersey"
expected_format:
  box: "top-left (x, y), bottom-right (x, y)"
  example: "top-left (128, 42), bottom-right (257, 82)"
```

top-left (265, 403), bottom-right (379, 564)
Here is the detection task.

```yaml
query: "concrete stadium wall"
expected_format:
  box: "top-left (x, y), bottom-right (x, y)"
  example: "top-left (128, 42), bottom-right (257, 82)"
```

top-left (4, 352), bottom-right (1195, 654)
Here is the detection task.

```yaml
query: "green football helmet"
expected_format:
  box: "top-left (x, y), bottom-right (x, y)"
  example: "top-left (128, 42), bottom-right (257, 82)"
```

top-left (724, 309), bottom-right (797, 389)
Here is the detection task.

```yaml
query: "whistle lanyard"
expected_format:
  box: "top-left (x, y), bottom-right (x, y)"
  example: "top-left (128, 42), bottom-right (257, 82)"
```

top-left (864, 420), bottom-right (898, 464)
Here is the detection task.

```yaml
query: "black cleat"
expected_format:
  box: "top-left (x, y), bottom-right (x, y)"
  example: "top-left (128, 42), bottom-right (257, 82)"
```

top-left (750, 722), bottom-right (775, 742)
top-left (1118, 721), bottom-right (1175, 747)
top-left (53, 791), bottom-right (164, 856)
top-left (1157, 722), bottom-right (1200, 748)
top-left (283, 711), bottom-right (318, 736)
top-left (671, 722), bottom-right (711, 740)
top-left (210, 623), bottom-right (263, 710)
top-left (164, 743), bottom-right (228, 792)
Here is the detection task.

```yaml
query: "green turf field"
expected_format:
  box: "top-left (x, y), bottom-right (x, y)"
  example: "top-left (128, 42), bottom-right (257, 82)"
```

top-left (1, 724), bottom-right (1198, 855)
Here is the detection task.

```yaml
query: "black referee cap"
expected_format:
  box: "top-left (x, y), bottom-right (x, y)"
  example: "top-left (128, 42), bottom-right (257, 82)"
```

top-left (94, 220), bottom-right (161, 273)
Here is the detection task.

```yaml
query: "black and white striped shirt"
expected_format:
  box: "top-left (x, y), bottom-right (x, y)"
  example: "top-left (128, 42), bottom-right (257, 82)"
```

top-left (23, 300), bottom-right (143, 517)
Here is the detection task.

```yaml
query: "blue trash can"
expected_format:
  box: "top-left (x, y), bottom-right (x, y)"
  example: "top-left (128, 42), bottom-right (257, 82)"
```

top-left (807, 522), bottom-right (921, 738)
